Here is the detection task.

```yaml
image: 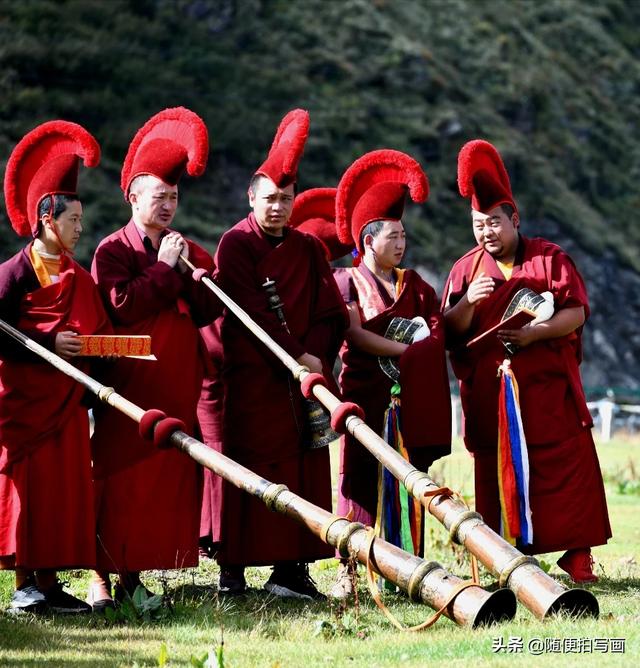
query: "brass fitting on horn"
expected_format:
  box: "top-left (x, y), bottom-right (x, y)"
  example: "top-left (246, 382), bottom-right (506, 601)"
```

top-left (403, 469), bottom-right (432, 497)
top-left (407, 560), bottom-right (441, 601)
top-left (448, 511), bottom-right (484, 544)
top-left (98, 386), bottom-right (116, 403)
top-left (263, 483), bottom-right (289, 511)
top-left (336, 522), bottom-right (366, 558)
top-left (498, 555), bottom-right (539, 589)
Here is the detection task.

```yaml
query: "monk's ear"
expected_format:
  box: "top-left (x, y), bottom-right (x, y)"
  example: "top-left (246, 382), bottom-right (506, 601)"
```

top-left (247, 188), bottom-right (256, 207)
top-left (512, 212), bottom-right (520, 228)
top-left (129, 191), bottom-right (138, 206)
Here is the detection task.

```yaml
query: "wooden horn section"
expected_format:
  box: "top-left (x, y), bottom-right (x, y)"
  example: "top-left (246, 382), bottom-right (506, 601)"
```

top-left (0, 317), bottom-right (514, 628)
top-left (173, 431), bottom-right (517, 628)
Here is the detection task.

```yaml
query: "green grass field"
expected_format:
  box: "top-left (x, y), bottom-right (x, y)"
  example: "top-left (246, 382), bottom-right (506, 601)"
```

top-left (0, 435), bottom-right (638, 667)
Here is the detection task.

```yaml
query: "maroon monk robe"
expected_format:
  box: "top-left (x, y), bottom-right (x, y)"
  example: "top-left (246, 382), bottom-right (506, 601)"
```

top-left (214, 213), bottom-right (348, 567)
top-left (197, 317), bottom-right (224, 549)
top-left (91, 220), bottom-right (220, 573)
top-left (443, 235), bottom-right (611, 554)
top-left (0, 245), bottom-right (111, 569)
top-left (334, 265), bottom-right (451, 526)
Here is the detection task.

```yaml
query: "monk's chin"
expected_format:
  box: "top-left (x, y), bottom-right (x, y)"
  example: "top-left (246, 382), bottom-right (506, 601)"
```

top-left (483, 244), bottom-right (503, 257)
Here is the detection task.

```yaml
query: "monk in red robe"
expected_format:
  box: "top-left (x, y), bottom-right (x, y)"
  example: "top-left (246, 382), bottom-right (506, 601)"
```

top-left (0, 121), bottom-right (109, 614)
top-left (89, 108), bottom-right (221, 606)
top-left (442, 140), bottom-right (611, 583)
top-left (327, 150), bottom-right (451, 598)
top-left (214, 110), bottom-right (348, 599)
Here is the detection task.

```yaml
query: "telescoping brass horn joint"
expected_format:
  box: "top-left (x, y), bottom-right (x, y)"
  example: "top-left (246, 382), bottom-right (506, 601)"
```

top-left (403, 469), bottom-right (432, 497)
top-left (407, 560), bottom-right (441, 601)
top-left (336, 522), bottom-right (367, 558)
top-left (97, 386), bottom-right (116, 403)
top-left (262, 483), bottom-right (290, 512)
top-left (448, 511), bottom-right (484, 545)
top-left (498, 555), bottom-right (539, 589)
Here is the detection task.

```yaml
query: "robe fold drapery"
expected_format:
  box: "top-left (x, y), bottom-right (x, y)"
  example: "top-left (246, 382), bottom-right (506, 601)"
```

top-left (197, 317), bottom-right (224, 549)
top-left (443, 235), bottom-right (611, 553)
top-left (0, 245), bottom-right (110, 569)
top-left (334, 264), bottom-right (451, 527)
top-left (214, 214), bottom-right (348, 566)
top-left (91, 220), bottom-right (220, 572)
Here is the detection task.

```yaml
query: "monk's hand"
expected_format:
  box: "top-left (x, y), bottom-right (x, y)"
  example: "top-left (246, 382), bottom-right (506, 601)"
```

top-left (497, 324), bottom-right (538, 349)
top-left (297, 352), bottom-right (323, 375)
top-left (177, 237), bottom-right (190, 273)
top-left (466, 273), bottom-right (495, 305)
top-left (158, 232), bottom-right (186, 269)
top-left (55, 330), bottom-right (82, 359)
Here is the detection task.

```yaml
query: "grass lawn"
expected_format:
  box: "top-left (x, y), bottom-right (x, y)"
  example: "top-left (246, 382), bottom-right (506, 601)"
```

top-left (0, 435), bottom-right (638, 667)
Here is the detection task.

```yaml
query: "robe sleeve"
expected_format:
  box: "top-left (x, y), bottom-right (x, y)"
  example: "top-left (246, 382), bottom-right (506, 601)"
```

top-left (333, 267), bottom-right (357, 304)
top-left (214, 229), bottom-right (307, 360)
top-left (441, 261), bottom-right (470, 311)
top-left (0, 254), bottom-right (57, 357)
top-left (547, 247), bottom-right (590, 318)
top-left (91, 236), bottom-right (185, 325)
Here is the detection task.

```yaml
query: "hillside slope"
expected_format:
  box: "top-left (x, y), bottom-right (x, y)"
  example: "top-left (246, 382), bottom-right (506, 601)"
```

top-left (1, 0), bottom-right (638, 388)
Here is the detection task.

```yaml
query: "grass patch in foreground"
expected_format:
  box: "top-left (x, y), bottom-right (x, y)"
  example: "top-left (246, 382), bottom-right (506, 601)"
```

top-left (0, 435), bottom-right (638, 667)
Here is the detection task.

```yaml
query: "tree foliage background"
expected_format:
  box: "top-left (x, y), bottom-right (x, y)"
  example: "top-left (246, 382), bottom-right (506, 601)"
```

top-left (1, 0), bottom-right (639, 386)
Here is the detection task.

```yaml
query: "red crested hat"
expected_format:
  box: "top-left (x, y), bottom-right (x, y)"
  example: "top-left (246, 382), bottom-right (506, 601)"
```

top-left (457, 139), bottom-right (517, 214)
top-left (336, 149), bottom-right (428, 256)
top-left (255, 109), bottom-right (309, 188)
top-left (121, 107), bottom-right (209, 199)
top-left (289, 188), bottom-right (354, 261)
top-left (4, 120), bottom-right (100, 237)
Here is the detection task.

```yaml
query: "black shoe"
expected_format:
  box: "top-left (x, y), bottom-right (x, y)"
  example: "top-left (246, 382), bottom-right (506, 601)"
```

top-left (264, 563), bottom-right (325, 600)
top-left (7, 584), bottom-right (48, 615)
top-left (43, 582), bottom-right (91, 614)
top-left (218, 566), bottom-right (246, 595)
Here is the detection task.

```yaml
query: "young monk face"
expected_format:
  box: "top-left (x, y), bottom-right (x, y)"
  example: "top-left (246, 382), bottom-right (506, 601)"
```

top-left (45, 199), bottom-right (83, 252)
top-left (365, 220), bottom-right (406, 270)
top-left (472, 205), bottom-right (519, 261)
top-left (248, 177), bottom-right (295, 237)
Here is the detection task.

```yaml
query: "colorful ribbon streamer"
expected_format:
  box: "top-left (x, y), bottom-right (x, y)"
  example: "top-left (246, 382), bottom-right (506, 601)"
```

top-left (375, 384), bottom-right (423, 562)
top-left (497, 359), bottom-right (533, 546)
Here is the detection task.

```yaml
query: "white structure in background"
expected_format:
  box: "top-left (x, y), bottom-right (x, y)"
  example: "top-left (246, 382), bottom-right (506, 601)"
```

top-left (587, 397), bottom-right (640, 442)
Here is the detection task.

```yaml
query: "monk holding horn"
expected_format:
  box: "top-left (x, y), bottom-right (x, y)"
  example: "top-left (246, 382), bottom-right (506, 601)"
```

top-left (0, 121), bottom-right (110, 614)
top-left (328, 150), bottom-right (451, 599)
top-left (89, 108), bottom-right (221, 608)
top-left (213, 109), bottom-right (348, 598)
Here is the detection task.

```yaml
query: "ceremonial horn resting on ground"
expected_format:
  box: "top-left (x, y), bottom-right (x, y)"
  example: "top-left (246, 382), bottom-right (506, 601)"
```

top-left (180, 257), bottom-right (599, 620)
top-left (0, 316), bottom-right (514, 628)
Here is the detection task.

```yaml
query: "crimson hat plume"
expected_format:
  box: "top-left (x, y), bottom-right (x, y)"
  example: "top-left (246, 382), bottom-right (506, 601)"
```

top-left (457, 139), bottom-right (517, 214)
top-left (4, 120), bottom-right (100, 237)
top-left (121, 106), bottom-right (209, 199)
top-left (255, 109), bottom-right (309, 187)
top-left (336, 149), bottom-right (428, 257)
top-left (289, 187), bottom-right (354, 261)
